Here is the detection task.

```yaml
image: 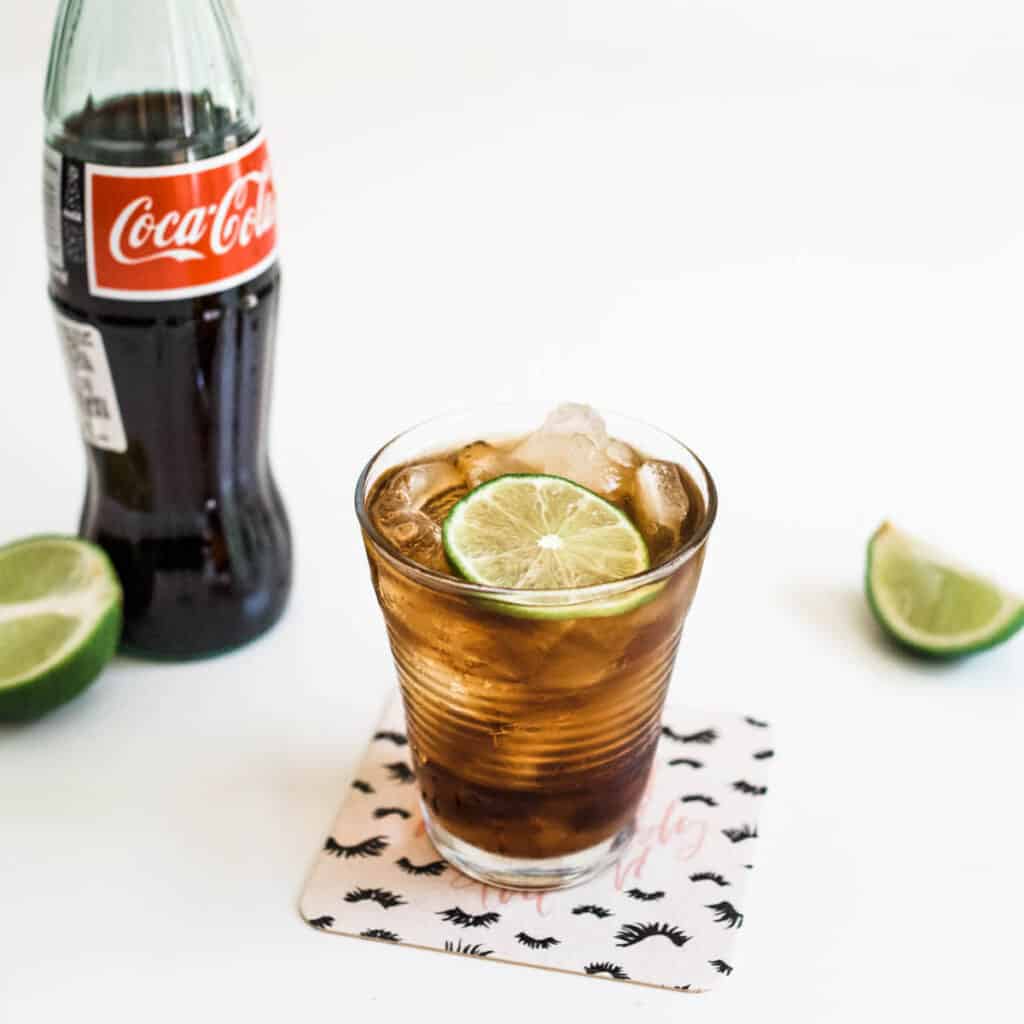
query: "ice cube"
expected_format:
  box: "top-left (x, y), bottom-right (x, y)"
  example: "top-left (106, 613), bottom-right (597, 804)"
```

top-left (512, 431), bottom-right (631, 500)
top-left (372, 460), bottom-right (466, 570)
top-left (605, 439), bottom-right (639, 468)
top-left (382, 460), bottom-right (464, 512)
top-left (376, 510), bottom-right (448, 571)
top-left (536, 402), bottom-right (609, 448)
top-left (633, 460), bottom-right (691, 559)
top-left (508, 403), bottom-right (639, 499)
top-left (374, 460), bottom-right (466, 525)
top-left (455, 441), bottom-right (530, 489)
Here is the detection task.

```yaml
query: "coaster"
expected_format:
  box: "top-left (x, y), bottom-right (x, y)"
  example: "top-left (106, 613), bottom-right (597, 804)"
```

top-left (300, 694), bottom-right (774, 993)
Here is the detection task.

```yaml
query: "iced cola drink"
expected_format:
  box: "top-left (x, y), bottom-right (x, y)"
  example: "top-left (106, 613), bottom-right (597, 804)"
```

top-left (356, 405), bottom-right (716, 889)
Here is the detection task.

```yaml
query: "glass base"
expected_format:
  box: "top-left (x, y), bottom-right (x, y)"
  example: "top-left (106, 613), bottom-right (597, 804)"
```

top-left (421, 800), bottom-right (635, 892)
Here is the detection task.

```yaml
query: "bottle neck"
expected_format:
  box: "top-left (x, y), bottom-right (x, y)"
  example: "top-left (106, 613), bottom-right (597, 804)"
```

top-left (45, 0), bottom-right (258, 165)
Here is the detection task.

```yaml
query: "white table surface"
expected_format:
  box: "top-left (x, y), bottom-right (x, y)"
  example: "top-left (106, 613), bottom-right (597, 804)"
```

top-left (2, 3), bottom-right (1022, 1021)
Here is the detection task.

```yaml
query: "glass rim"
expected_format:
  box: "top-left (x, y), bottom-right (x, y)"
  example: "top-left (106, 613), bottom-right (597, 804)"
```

top-left (354, 405), bottom-right (718, 603)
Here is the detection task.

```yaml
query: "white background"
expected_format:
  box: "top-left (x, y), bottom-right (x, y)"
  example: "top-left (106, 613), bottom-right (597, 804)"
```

top-left (2, 2), bottom-right (1022, 1021)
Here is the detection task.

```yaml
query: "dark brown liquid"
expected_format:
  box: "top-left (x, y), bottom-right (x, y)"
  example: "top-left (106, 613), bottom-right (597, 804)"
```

top-left (48, 94), bottom-right (291, 658)
top-left (364, 438), bottom-right (708, 859)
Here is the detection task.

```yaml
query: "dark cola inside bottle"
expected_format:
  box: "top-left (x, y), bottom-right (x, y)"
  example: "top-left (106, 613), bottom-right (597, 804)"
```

top-left (43, 0), bottom-right (291, 658)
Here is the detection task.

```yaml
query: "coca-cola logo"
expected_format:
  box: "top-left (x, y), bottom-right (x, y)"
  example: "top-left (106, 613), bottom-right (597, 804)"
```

top-left (87, 134), bottom-right (278, 300)
top-left (109, 167), bottom-right (276, 266)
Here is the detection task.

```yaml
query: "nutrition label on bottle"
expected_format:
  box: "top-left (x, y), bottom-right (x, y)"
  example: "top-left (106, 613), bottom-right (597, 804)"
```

top-left (54, 314), bottom-right (127, 454)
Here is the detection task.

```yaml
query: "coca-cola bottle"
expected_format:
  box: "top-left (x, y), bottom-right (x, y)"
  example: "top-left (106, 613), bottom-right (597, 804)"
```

top-left (43, 0), bottom-right (292, 659)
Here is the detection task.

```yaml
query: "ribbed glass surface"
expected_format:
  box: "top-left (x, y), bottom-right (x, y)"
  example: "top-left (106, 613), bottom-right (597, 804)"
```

top-left (368, 548), bottom-right (705, 859)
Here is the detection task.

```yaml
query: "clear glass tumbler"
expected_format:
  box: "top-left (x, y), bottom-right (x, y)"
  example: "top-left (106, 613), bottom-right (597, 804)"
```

top-left (355, 406), bottom-right (716, 890)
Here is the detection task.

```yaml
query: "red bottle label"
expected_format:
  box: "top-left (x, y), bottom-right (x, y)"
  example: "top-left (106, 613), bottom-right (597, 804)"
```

top-left (85, 132), bottom-right (278, 300)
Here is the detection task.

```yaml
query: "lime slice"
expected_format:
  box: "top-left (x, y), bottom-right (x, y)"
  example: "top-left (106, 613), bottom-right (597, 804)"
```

top-left (442, 474), bottom-right (657, 619)
top-left (0, 536), bottom-right (122, 720)
top-left (866, 522), bottom-right (1024, 658)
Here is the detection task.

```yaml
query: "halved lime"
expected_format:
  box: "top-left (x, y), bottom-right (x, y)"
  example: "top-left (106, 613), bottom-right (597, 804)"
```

top-left (866, 522), bottom-right (1024, 658)
top-left (0, 536), bottom-right (122, 720)
top-left (442, 474), bottom-right (657, 619)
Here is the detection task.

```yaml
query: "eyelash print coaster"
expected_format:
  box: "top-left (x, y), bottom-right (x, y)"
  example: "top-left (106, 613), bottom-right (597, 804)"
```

top-left (300, 694), bottom-right (774, 993)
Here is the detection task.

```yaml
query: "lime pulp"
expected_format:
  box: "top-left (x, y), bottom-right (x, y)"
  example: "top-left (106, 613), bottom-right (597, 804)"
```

top-left (866, 522), bottom-right (1024, 658)
top-left (0, 536), bottom-right (122, 720)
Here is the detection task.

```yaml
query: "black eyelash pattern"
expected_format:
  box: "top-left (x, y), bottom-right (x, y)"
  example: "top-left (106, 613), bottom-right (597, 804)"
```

top-left (323, 835), bottom-right (388, 859)
top-left (516, 932), bottom-right (561, 950)
top-left (343, 887), bottom-right (406, 909)
top-left (584, 962), bottom-right (630, 980)
top-left (722, 824), bottom-right (758, 843)
top-left (626, 888), bottom-right (665, 902)
top-left (372, 806), bottom-right (411, 819)
top-left (395, 856), bottom-right (447, 877)
top-left (661, 726), bottom-right (718, 744)
top-left (444, 939), bottom-right (493, 957)
top-left (744, 716), bottom-right (769, 728)
top-left (753, 749), bottom-right (774, 760)
top-left (351, 779), bottom-right (374, 794)
top-left (706, 901), bottom-right (744, 928)
top-left (384, 761), bottom-right (415, 784)
top-left (360, 928), bottom-right (400, 942)
top-left (373, 730), bottom-right (408, 746)
top-left (674, 985), bottom-right (692, 991)
top-left (681, 793), bottom-right (718, 807)
top-left (732, 780), bottom-right (767, 795)
top-left (710, 959), bottom-right (733, 975)
top-left (572, 904), bottom-right (613, 919)
top-left (437, 906), bottom-right (501, 929)
top-left (689, 871), bottom-right (730, 887)
top-left (668, 757), bottom-right (704, 768)
top-left (615, 921), bottom-right (691, 948)
top-left (306, 915), bottom-right (334, 929)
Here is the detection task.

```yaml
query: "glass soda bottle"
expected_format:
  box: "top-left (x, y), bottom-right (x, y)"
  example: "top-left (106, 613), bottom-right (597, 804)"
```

top-left (43, 0), bottom-right (292, 659)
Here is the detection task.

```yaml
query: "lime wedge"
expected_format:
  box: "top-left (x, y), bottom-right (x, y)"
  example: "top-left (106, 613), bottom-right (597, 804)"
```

top-left (0, 536), bottom-right (122, 720)
top-left (866, 522), bottom-right (1024, 658)
top-left (442, 474), bottom-right (656, 619)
